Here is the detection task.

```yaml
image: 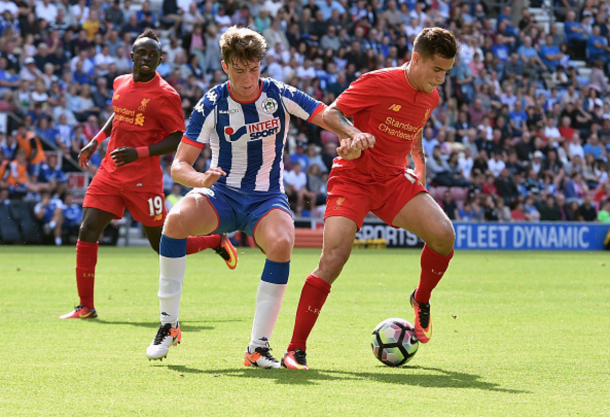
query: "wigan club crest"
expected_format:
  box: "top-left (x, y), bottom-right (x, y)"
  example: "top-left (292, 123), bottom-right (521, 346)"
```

top-left (261, 98), bottom-right (278, 114)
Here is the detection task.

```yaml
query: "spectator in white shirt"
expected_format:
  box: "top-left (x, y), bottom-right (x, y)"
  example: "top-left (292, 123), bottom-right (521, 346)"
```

top-left (0, 0), bottom-right (18, 17)
top-left (543, 117), bottom-right (562, 142)
top-left (296, 58), bottom-right (316, 80)
top-left (71, 0), bottom-right (88, 25)
top-left (487, 151), bottom-right (506, 177)
top-left (263, 54), bottom-right (284, 81)
top-left (35, 0), bottom-right (58, 23)
top-left (284, 161), bottom-right (308, 216)
top-left (94, 44), bottom-right (115, 77)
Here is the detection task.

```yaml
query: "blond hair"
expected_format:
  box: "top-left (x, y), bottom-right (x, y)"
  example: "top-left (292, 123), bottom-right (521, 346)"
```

top-left (220, 26), bottom-right (267, 65)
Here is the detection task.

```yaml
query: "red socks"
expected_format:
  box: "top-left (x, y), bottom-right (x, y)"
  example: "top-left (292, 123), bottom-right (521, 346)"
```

top-left (287, 274), bottom-right (331, 352)
top-left (76, 240), bottom-right (98, 309)
top-left (186, 235), bottom-right (221, 254)
top-left (414, 244), bottom-right (454, 304)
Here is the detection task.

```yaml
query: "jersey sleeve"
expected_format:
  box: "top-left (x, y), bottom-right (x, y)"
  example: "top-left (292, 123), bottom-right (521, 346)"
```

top-left (335, 72), bottom-right (380, 117)
top-left (278, 82), bottom-right (324, 121)
top-left (183, 89), bottom-right (217, 149)
top-left (159, 90), bottom-right (186, 135)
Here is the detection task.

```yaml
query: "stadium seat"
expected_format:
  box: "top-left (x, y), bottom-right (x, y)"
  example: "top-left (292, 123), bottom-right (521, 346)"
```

top-left (294, 228), bottom-right (323, 248)
top-left (9, 201), bottom-right (42, 244)
top-left (0, 204), bottom-right (21, 244)
top-left (450, 187), bottom-right (468, 203)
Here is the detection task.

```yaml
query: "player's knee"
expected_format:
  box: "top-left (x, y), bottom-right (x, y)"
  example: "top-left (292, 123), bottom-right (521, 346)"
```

top-left (264, 233), bottom-right (294, 260)
top-left (78, 219), bottom-right (100, 242)
top-left (428, 221), bottom-right (455, 255)
top-left (163, 210), bottom-right (189, 238)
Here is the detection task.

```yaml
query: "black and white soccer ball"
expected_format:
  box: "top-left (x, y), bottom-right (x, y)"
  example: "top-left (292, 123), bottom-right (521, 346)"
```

top-left (371, 318), bottom-right (419, 366)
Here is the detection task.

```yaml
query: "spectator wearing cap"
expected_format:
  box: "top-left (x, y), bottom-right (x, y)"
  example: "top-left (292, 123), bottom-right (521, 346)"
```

top-left (19, 56), bottom-right (42, 82)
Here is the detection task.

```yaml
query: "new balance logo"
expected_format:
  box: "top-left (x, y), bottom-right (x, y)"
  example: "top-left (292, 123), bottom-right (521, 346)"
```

top-left (388, 104), bottom-right (402, 112)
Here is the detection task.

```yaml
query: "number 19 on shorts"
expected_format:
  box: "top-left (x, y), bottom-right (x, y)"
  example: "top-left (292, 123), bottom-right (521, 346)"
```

top-left (148, 196), bottom-right (163, 217)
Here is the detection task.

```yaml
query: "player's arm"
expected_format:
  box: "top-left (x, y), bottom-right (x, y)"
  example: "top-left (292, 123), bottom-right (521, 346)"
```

top-left (110, 130), bottom-right (184, 167)
top-left (78, 113), bottom-right (114, 170)
top-left (321, 103), bottom-right (376, 160)
top-left (410, 130), bottom-right (426, 187)
top-left (171, 141), bottom-right (225, 188)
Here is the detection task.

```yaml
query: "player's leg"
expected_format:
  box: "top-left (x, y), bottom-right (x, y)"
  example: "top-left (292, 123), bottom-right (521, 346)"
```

top-left (241, 208), bottom-right (293, 369)
top-left (283, 216), bottom-right (358, 370)
top-left (60, 206), bottom-right (116, 319)
top-left (392, 192), bottom-right (455, 343)
top-left (146, 191), bottom-right (220, 360)
top-left (143, 226), bottom-right (236, 269)
top-left (133, 189), bottom-right (237, 268)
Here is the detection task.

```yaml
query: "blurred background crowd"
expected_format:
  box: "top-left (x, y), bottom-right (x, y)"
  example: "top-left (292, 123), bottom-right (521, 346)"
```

top-left (1, 0), bottom-right (610, 245)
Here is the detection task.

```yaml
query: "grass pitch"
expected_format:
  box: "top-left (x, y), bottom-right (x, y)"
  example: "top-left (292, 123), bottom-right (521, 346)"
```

top-left (1, 246), bottom-right (609, 416)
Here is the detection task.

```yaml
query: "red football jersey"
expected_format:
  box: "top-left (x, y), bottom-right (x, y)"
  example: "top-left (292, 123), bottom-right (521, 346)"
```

top-left (334, 63), bottom-right (439, 181)
top-left (97, 72), bottom-right (185, 192)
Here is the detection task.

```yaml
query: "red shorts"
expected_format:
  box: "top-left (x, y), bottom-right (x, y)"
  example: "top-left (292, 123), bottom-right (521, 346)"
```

top-left (83, 174), bottom-right (167, 227)
top-left (324, 169), bottom-right (428, 229)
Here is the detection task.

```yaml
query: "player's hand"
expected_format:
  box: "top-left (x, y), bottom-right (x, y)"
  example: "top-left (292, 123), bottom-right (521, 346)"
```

top-left (336, 138), bottom-right (362, 160)
top-left (198, 167), bottom-right (226, 188)
top-left (110, 147), bottom-right (138, 167)
top-left (78, 140), bottom-right (99, 170)
top-left (349, 133), bottom-right (376, 151)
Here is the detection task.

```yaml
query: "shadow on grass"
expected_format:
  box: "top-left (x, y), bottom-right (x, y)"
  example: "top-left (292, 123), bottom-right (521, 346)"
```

top-left (90, 319), bottom-right (217, 332)
top-left (156, 364), bottom-right (527, 393)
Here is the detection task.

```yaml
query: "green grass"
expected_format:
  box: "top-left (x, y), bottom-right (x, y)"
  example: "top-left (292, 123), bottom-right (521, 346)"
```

top-left (1, 246), bottom-right (609, 416)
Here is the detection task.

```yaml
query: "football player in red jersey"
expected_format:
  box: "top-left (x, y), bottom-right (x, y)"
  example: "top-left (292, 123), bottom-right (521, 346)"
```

top-left (60, 30), bottom-right (237, 320)
top-left (283, 28), bottom-right (459, 370)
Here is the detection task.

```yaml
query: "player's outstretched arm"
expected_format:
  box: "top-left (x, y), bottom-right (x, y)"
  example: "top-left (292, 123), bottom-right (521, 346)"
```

top-left (320, 103), bottom-right (375, 153)
top-left (78, 114), bottom-right (114, 170)
top-left (171, 141), bottom-right (226, 188)
top-left (410, 130), bottom-right (427, 187)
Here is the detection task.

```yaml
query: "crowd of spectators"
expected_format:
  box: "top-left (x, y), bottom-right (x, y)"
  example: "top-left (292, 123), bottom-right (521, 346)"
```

top-left (1, 0), bottom-right (610, 246)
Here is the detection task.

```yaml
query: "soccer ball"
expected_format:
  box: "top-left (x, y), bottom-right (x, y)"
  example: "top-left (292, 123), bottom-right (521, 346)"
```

top-left (371, 318), bottom-right (419, 366)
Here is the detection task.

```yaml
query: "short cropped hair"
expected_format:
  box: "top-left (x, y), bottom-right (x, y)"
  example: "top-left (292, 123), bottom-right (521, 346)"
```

top-left (413, 27), bottom-right (458, 61)
top-left (220, 26), bottom-right (267, 65)
top-left (135, 29), bottom-right (161, 47)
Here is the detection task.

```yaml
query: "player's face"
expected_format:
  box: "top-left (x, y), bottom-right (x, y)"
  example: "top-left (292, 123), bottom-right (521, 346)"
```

top-left (131, 39), bottom-right (162, 77)
top-left (222, 59), bottom-right (261, 102)
top-left (411, 52), bottom-right (454, 94)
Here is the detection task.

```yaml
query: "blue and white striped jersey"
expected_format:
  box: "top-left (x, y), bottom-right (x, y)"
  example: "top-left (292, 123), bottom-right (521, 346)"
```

top-left (183, 78), bottom-right (324, 193)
